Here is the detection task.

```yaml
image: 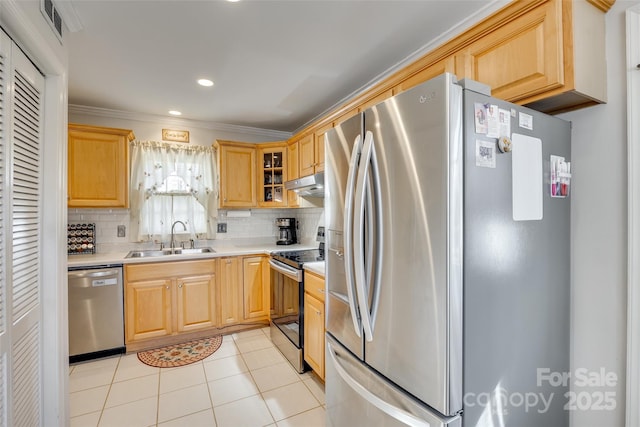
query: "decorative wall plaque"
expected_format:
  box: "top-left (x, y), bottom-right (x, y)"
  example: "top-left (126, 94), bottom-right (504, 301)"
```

top-left (162, 129), bottom-right (190, 143)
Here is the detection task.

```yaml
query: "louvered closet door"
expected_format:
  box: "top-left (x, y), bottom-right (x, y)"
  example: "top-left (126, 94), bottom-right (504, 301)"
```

top-left (0, 30), bottom-right (45, 427)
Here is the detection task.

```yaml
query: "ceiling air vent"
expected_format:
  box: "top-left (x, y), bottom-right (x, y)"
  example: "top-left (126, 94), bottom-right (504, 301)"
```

top-left (40, 0), bottom-right (63, 43)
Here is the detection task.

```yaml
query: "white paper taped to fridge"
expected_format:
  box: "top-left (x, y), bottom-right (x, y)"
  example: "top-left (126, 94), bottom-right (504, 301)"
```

top-left (512, 133), bottom-right (543, 221)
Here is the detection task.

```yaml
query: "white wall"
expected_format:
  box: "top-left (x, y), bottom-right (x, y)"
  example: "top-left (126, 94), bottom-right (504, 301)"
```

top-left (558, 2), bottom-right (632, 426)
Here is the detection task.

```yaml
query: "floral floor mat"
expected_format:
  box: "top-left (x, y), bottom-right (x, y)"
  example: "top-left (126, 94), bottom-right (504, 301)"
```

top-left (137, 335), bottom-right (223, 368)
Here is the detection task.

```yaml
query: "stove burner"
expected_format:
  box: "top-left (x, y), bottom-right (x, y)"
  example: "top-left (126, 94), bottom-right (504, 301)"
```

top-left (271, 248), bottom-right (324, 269)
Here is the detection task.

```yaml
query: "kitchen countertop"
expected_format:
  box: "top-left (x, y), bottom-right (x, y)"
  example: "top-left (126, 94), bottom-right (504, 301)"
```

top-left (67, 240), bottom-right (320, 268)
top-left (303, 261), bottom-right (325, 278)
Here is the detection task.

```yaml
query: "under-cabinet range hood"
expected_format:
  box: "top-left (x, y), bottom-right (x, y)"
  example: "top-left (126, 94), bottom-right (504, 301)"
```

top-left (285, 172), bottom-right (324, 197)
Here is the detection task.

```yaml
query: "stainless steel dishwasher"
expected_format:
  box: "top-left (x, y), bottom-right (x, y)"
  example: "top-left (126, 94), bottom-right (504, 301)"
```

top-left (68, 264), bottom-right (125, 363)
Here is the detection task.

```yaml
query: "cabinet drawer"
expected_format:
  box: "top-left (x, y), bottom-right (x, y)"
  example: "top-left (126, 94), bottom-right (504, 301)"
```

top-left (304, 271), bottom-right (325, 302)
top-left (126, 259), bottom-right (215, 282)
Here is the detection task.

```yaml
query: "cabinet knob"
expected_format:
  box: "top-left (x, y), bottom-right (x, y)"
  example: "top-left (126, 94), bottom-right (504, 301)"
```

top-left (178, 284), bottom-right (183, 288)
top-left (318, 288), bottom-right (324, 293)
top-left (316, 310), bottom-right (321, 315)
top-left (165, 286), bottom-right (170, 290)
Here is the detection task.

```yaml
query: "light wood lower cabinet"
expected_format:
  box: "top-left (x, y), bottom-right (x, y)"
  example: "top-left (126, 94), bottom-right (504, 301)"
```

top-left (125, 260), bottom-right (216, 344)
top-left (304, 271), bottom-right (325, 380)
top-left (176, 275), bottom-right (216, 332)
top-left (218, 257), bottom-right (243, 326)
top-left (125, 255), bottom-right (270, 350)
top-left (243, 256), bottom-right (270, 320)
top-left (125, 278), bottom-right (173, 342)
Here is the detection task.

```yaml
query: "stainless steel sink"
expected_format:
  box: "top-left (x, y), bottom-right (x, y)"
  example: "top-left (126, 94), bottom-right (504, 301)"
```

top-left (174, 247), bottom-right (216, 255)
top-left (125, 247), bottom-right (215, 258)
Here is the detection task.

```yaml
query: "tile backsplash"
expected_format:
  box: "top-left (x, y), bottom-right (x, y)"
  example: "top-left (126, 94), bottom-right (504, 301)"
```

top-left (67, 208), bottom-right (324, 254)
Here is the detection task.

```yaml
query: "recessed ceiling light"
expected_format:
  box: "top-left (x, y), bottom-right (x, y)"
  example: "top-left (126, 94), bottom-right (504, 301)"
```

top-left (227, 0), bottom-right (240, 2)
top-left (197, 79), bottom-right (214, 87)
top-left (168, 110), bottom-right (182, 116)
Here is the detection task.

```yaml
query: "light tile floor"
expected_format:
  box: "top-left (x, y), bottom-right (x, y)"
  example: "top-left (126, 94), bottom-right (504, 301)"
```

top-left (69, 327), bottom-right (326, 427)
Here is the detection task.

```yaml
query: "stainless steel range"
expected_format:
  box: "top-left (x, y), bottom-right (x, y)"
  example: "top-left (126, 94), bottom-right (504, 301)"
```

top-left (269, 227), bottom-right (324, 373)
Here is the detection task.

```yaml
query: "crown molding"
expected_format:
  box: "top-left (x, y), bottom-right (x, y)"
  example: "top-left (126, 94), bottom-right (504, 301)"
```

top-left (587, 0), bottom-right (615, 13)
top-left (68, 104), bottom-right (292, 140)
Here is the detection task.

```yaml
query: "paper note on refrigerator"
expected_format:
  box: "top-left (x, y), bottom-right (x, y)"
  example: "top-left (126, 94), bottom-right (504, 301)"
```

top-left (512, 133), bottom-right (543, 221)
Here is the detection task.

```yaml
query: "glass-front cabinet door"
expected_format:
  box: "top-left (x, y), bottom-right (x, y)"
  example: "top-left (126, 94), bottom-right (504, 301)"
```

top-left (258, 143), bottom-right (288, 207)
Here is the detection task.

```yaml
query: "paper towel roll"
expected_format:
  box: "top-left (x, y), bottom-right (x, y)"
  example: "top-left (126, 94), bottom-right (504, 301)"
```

top-left (226, 210), bottom-right (252, 218)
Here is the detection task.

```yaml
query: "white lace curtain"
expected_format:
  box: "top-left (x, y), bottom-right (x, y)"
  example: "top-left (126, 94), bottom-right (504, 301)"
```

top-left (130, 140), bottom-right (218, 242)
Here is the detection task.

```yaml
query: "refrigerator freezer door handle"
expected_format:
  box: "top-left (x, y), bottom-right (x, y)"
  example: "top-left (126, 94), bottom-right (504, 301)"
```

top-left (327, 340), bottom-right (431, 427)
top-left (354, 131), bottom-right (375, 342)
top-left (344, 134), bottom-right (363, 337)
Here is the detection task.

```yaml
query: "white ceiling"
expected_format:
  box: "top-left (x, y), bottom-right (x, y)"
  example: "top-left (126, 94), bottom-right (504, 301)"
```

top-left (66, 0), bottom-right (504, 134)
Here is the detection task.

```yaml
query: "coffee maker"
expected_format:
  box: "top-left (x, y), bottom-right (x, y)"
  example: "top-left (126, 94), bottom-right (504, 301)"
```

top-left (276, 218), bottom-right (296, 245)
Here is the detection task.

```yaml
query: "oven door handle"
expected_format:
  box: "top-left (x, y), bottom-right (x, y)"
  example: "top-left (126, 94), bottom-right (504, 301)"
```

top-left (269, 259), bottom-right (302, 282)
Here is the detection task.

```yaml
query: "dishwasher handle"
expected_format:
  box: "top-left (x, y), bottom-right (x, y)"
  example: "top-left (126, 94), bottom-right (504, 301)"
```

top-left (68, 269), bottom-right (121, 280)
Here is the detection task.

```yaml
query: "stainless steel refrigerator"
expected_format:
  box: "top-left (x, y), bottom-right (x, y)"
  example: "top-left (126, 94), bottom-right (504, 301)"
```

top-left (325, 73), bottom-right (571, 427)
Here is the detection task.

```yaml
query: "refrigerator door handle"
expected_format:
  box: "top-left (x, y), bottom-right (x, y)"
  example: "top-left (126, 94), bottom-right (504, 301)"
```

top-left (368, 131), bottom-right (383, 333)
top-left (354, 131), bottom-right (375, 341)
top-left (327, 340), bottom-right (431, 427)
top-left (344, 133), bottom-right (363, 337)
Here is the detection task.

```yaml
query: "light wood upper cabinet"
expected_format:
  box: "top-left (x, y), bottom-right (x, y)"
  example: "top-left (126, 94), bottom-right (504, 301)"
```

top-left (455, 0), bottom-right (608, 113)
top-left (358, 89), bottom-right (394, 112)
top-left (287, 140), bottom-right (299, 181)
top-left (298, 125), bottom-right (328, 178)
top-left (68, 124), bottom-right (134, 208)
top-left (314, 124), bottom-right (331, 174)
top-left (458, 0), bottom-right (563, 105)
top-left (287, 140), bottom-right (300, 207)
top-left (258, 143), bottom-right (287, 208)
top-left (333, 108), bottom-right (359, 128)
top-left (299, 134), bottom-right (316, 177)
top-left (395, 56), bottom-right (457, 94)
top-left (218, 257), bottom-right (243, 326)
top-left (243, 256), bottom-right (269, 320)
top-left (217, 141), bottom-right (257, 208)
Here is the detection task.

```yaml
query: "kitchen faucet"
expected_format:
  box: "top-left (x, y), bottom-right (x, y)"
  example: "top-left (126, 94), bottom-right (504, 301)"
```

top-left (170, 220), bottom-right (187, 251)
